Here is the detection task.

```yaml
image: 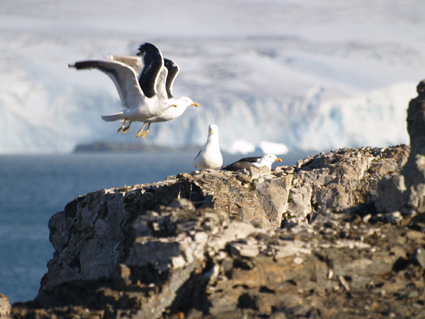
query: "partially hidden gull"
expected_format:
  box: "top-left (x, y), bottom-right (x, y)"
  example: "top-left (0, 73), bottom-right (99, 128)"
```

top-left (193, 124), bottom-right (223, 170)
top-left (222, 154), bottom-right (282, 171)
top-left (107, 44), bottom-right (198, 138)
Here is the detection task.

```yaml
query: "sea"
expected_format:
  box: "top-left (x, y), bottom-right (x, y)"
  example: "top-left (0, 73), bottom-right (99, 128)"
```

top-left (0, 151), bottom-right (309, 304)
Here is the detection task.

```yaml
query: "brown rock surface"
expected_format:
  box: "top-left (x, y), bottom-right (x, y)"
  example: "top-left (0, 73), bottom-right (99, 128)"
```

top-left (11, 196), bottom-right (425, 319)
top-left (27, 144), bottom-right (408, 294)
top-left (10, 144), bottom-right (415, 319)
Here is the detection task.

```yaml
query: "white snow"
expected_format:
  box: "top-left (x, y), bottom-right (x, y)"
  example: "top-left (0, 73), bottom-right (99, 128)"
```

top-left (0, 0), bottom-right (424, 154)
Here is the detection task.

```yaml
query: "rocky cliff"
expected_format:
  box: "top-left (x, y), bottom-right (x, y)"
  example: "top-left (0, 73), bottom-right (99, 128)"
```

top-left (9, 81), bottom-right (425, 319)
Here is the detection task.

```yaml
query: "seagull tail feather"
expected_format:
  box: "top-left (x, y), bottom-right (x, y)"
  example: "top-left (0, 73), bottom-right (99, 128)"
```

top-left (101, 113), bottom-right (124, 122)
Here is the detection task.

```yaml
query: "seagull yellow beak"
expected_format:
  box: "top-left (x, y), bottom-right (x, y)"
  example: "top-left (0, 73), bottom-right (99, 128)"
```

top-left (275, 158), bottom-right (282, 162)
top-left (192, 102), bottom-right (199, 107)
top-left (171, 105), bottom-right (178, 108)
top-left (211, 129), bottom-right (214, 134)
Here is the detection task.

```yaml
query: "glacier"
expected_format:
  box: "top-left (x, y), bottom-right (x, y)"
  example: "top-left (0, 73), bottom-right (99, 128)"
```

top-left (0, 0), bottom-right (424, 154)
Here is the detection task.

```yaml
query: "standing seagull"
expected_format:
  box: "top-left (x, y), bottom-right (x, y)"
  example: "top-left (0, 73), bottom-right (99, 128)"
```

top-left (222, 154), bottom-right (282, 171)
top-left (68, 43), bottom-right (176, 137)
top-left (107, 49), bottom-right (198, 139)
top-left (193, 124), bottom-right (223, 170)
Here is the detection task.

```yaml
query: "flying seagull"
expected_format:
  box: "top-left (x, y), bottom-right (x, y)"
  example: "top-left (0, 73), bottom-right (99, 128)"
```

top-left (193, 124), bottom-right (223, 170)
top-left (68, 43), bottom-right (177, 137)
top-left (222, 154), bottom-right (282, 171)
top-left (107, 47), bottom-right (198, 139)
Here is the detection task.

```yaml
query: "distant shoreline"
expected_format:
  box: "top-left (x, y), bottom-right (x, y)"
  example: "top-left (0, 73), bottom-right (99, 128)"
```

top-left (73, 141), bottom-right (202, 153)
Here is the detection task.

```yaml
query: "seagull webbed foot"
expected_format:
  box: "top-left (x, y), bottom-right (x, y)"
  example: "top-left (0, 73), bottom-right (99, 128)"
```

top-left (141, 130), bottom-right (149, 139)
top-left (117, 125), bottom-right (124, 133)
top-left (136, 122), bottom-right (148, 138)
top-left (117, 119), bottom-right (128, 133)
top-left (122, 122), bottom-right (132, 134)
top-left (141, 123), bottom-right (151, 139)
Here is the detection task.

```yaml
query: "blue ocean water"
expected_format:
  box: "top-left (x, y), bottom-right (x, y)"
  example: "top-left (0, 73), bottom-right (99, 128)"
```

top-left (0, 151), bottom-right (306, 304)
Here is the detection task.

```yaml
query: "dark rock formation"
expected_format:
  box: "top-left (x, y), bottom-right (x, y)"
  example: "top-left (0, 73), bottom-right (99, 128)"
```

top-left (403, 80), bottom-right (425, 187)
top-left (9, 80), bottom-right (425, 319)
top-left (375, 80), bottom-right (425, 214)
top-left (402, 80), bottom-right (425, 209)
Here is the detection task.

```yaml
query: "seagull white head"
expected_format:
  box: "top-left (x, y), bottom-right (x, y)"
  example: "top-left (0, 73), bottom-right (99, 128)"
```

top-left (208, 124), bottom-right (218, 137)
top-left (170, 97), bottom-right (199, 109)
top-left (255, 154), bottom-right (282, 169)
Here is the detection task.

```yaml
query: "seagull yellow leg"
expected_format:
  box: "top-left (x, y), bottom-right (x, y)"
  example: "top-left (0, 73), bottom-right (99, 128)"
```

top-left (135, 122), bottom-right (148, 138)
top-left (141, 123), bottom-right (151, 139)
top-left (122, 121), bottom-right (132, 134)
top-left (117, 119), bottom-right (127, 133)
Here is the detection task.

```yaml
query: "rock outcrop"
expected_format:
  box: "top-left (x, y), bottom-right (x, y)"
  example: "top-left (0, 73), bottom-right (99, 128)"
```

top-left (10, 80), bottom-right (425, 319)
top-left (375, 80), bottom-right (425, 214)
top-left (10, 144), bottom-right (415, 319)
top-left (33, 145), bottom-right (409, 293)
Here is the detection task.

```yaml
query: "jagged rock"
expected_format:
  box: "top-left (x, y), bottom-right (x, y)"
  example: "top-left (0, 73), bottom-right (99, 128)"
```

top-left (287, 184), bottom-right (312, 223)
top-left (12, 145), bottom-right (421, 319)
top-left (13, 198), bottom-right (425, 319)
top-left (7, 143), bottom-right (414, 319)
top-left (33, 144), bottom-right (409, 294)
top-left (291, 145), bottom-right (409, 221)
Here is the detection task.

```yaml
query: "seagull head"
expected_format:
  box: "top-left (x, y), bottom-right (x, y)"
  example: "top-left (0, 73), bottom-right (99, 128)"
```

top-left (208, 124), bottom-right (219, 137)
top-left (257, 154), bottom-right (282, 169)
top-left (182, 97), bottom-right (199, 108)
top-left (170, 97), bottom-right (199, 109)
